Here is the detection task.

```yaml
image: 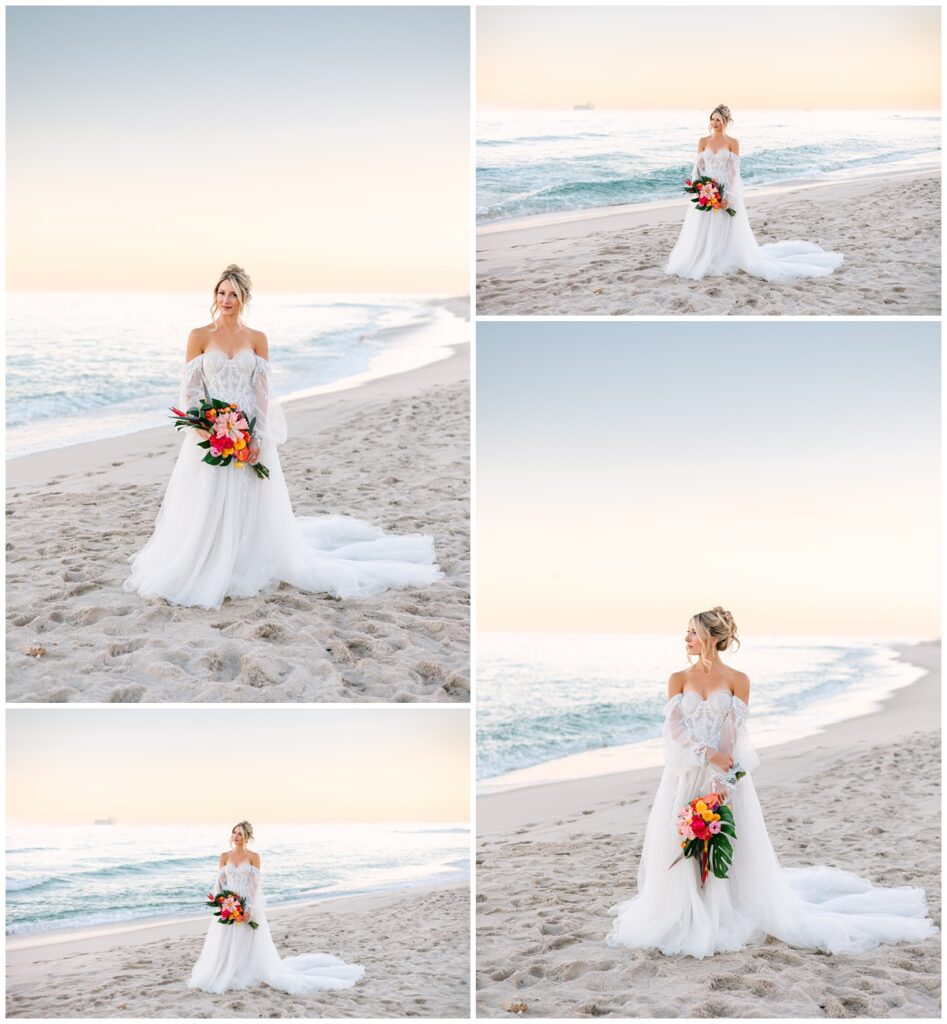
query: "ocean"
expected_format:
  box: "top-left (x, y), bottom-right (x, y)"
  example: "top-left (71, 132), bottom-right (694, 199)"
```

top-left (477, 109), bottom-right (940, 223)
top-left (6, 293), bottom-right (463, 457)
top-left (477, 633), bottom-right (926, 784)
top-left (6, 822), bottom-right (469, 937)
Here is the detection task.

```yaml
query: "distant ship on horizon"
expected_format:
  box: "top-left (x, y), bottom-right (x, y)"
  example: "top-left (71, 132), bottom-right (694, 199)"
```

top-left (573, 102), bottom-right (595, 111)
top-left (93, 817), bottom-right (116, 825)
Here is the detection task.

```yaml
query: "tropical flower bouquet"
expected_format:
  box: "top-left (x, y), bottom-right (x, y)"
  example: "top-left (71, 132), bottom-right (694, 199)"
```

top-left (683, 176), bottom-right (737, 216)
top-left (170, 399), bottom-right (270, 479)
top-left (204, 888), bottom-right (259, 928)
top-left (670, 788), bottom-right (741, 886)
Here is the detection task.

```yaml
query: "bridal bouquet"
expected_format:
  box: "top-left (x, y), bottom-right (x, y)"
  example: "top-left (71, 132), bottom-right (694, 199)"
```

top-left (204, 889), bottom-right (259, 928)
top-left (683, 176), bottom-right (737, 216)
top-left (671, 789), bottom-right (741, 886)
top-left (170, 399), bottom-right (270, 479)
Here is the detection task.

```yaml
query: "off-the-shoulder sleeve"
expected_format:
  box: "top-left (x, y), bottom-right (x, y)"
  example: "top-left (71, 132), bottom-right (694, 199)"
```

top-left (250, 357), bottom-right (288, 448)
top-left (724, 152), bottom-right (744, 209)
top-left (180, 355), bottom-right (206, 412)
top-left (714, 696), bottom-right (760, 786)
top-left (244, 865), bottom-right (262, 920)
top-left (662, 694), bottom-right (710, 773)
top-left (211, 864), bottom-right (227, 896)
top-left (690, 149), bottom-right (707, 181)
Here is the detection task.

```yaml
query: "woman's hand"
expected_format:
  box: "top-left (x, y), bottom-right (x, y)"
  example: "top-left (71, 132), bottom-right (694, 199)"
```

top-left (708, 749), bottom-right (733, 772)
top-left (720, 198), bottom-right (729, 210)
top-left (247, 445), bottom-right (261, 466)
top-left (195, 429), bottom-right (211, 441)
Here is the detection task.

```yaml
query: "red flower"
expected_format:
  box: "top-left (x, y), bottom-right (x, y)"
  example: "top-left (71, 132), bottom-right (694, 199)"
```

top-left (171, 407), bottom-right (186, 418)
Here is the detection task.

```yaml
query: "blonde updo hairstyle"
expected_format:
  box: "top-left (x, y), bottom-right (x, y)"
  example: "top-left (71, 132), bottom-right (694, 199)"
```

top-left (710, 104), bottom-right (733, 129)
top-left (210, 264), bottom-right (252, 329)
top-left (689, 606), bottom-right (740, 671)
top-left (230, 820), bottom-right (254, 846)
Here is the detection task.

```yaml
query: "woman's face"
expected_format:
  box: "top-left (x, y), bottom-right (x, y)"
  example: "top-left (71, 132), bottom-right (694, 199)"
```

top-left (232, 825), bottom-right (246, 848)
top-left (216, 282), bottom-right (241, 316)
top-left (685, 623), bottom-right (702, 656)
top-left (709, 112), bottom-right (725, 132)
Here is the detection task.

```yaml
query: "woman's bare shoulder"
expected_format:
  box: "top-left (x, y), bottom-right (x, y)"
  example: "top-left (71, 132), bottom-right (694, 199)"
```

top-left (248, 850), bottom-right (261, 867)
top-left (667, 669), bottom-right (688, 697)
top-left (249, 328), bottom-right (269, 359)
top-left (218, 851), bottom-right (229, 865)
top-left (727, 136), bottom-right (741, 154)
top-left (697, 135), bottom-right (710, 151)
top-left (729, 669), bottom-right (750, 701)
top-left (186, 325), bottom-right (213, 360)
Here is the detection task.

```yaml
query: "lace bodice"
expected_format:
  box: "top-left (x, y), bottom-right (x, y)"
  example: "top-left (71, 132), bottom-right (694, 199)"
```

top-left (178, 347), bottom-right (287, 447)
top-left (216, 860), bottom-right (260, 899)
top-left (193, 348), bottom-right (262, 417)
top-left (695, 147), bottom-right (738, 178)
top-left (669, 690), bottom-right (739, 750)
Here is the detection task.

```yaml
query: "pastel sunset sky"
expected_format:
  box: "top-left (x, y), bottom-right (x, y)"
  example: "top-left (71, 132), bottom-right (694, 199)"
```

top-left (478, 6), bottom-right (940, 110)
top-left (7, 6), bottom-right (469, 292)
top-left (477, 322), bottom-right (940, 637)
top-left (7, 708), bottom-right (470, 825)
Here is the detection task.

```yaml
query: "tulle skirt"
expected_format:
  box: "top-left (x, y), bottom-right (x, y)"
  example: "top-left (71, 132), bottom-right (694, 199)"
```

top-left (665, 206), bottom-right (843, 282)
top-left (124, 434), bottom-right (443, 609)
top-left (606, 765), bottom-right (936, 958)
top-left (187, 917), bottom-right (364, 995)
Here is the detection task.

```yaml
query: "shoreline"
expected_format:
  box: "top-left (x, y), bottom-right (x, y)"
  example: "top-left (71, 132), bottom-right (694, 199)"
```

top-left (476, 166), bottom-right (941, 315)
top-left (478, 638), bottom-right (931, 796)
top-left (477, 160), bottom-right (938, 234)
top-left (478, 639), bottom-right (939, 835)
top-left (6, 295), bottom-right (469, 466)
top-left (7, 880), bottom-right (470, 1018)
top-left (6, 875), bottom-right (467, 957)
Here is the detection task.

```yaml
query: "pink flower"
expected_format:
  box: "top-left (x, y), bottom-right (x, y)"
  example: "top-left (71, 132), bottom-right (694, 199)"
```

top-left (708, 820), bottom-right (722, 835)
top-left (213, 410), bottom-right (250, 442)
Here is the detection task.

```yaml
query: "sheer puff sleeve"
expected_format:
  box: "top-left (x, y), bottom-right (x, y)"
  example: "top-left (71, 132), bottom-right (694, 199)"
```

top-left (724, 151), bottom-right (744, 209)
top-left (711, 696), bottom-right (760, 795)
top-left (251, 356), bottom-right (288, 448)
top-left (662, 694), bottom-right (710, 773)
top-left (180, 355), bottom-right (206, 412)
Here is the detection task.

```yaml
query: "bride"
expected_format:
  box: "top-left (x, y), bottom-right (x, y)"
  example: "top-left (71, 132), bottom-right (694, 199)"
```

top-left (188, 821), bottom-right (364, 994)
top-left (606, 607), bottom-right (936, 958)
top-left (665, 105), bottom-right (844, 281)
top-left (124, 264), bottom-right (443, 609)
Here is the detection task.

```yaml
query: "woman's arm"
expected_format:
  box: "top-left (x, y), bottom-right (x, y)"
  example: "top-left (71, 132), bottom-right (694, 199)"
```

top-left (721, 139), bottom-right (742, 210)
top-left (185, 328), bottom-right (206, 363)
top-left (244, 855), bottom-right (262, 920)
top-left (731, 670), bottom-right (750, 705)
top-left (252, 329), bottom-right (269, 360)
top-left (690, 139), bottom-right (707, 180)
top-left (180, 329), bottom-right (208, 410)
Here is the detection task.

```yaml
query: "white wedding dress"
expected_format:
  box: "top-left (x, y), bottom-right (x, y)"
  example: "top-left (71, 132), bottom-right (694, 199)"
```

top-left (188, 861), bottom-right (364, 994)
top-left (123, 348), bottom-right (443, 609)
top-left (606, 690), bottom-right (936, 958)
top-left (665, 147), bottom-right (844, 281)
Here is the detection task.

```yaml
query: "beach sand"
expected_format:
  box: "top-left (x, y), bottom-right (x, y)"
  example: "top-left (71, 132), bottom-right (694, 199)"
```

top-left (6, 881), bottom-right (470, 1018)
top-left (6, 338), bottom-right (469, 703)
top-left (476, 642), bottom-right (941, 1018)
top-left (476, 169), bottom-right (941, 316)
